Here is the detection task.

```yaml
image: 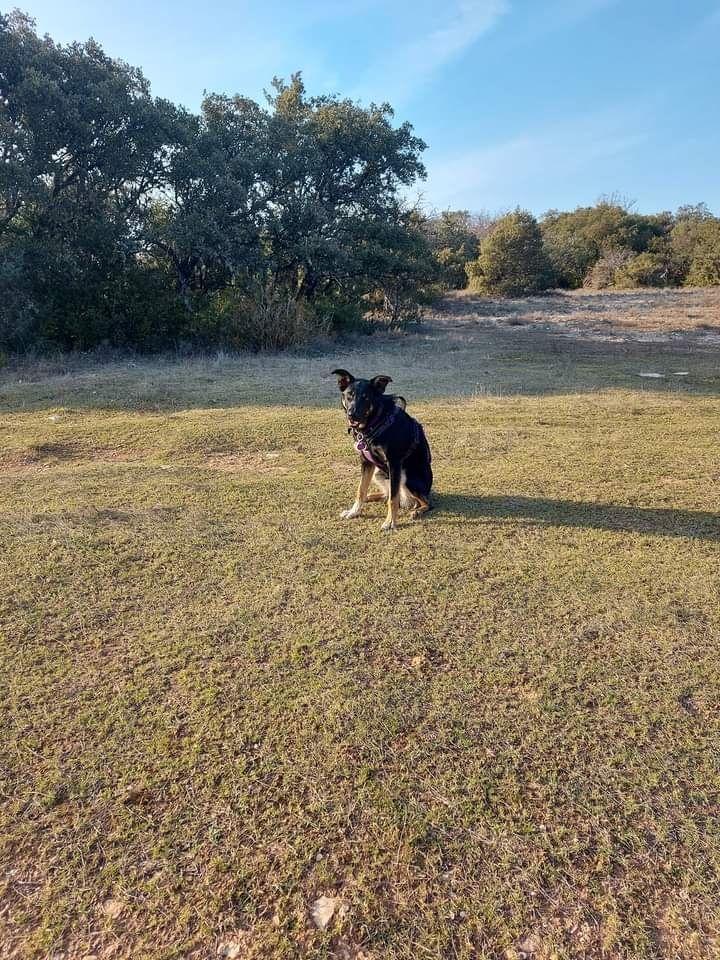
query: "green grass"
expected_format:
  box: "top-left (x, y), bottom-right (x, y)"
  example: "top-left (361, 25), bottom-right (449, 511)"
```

top-left (2, 302), bottom-right (720, 959)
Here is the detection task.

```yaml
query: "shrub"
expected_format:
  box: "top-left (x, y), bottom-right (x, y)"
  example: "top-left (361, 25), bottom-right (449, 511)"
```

top-left (541, 202), bottom-right (673, 289)
top-left (466, 210), bottom-right (554, 296)
top-left (0, 241), bottom-right (38, 349)
top-left (311, 295), bottom-right (366, 334)
top-left (541, 203), bottom-right (631, 288)
top-left (354, 212), bottom-right (439, 324)
top-left (422, 210), bottom-right (492, 289)
top-left (671, 214), bottom-right (720, 286)
top-left (196, 282), bottom-right (330, 351)
top-left (614, 251), bottom-right (671, 288)
top-left (685, 231), bottom-right (720, 286)
top-left (583, 248), bottom-right (636, 289)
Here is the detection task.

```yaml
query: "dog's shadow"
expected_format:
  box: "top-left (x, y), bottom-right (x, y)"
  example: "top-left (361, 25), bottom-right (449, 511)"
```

top-left (426, 493), bottom-right (720, 542)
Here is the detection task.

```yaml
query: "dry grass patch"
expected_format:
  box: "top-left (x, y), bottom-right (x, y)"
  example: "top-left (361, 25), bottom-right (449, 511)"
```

top-left (438, 286), bottom-right (720, 341)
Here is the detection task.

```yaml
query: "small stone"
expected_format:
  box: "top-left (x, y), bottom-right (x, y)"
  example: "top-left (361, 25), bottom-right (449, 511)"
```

top-left (217, 942), bottom-right (243, 959)
top-left (310, 895), bottom-right (338, 930)
top-left (100, 898), bottom-right (124, 919)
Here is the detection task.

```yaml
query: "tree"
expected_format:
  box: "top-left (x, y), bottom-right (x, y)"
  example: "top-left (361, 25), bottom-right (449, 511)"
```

top-left (1, 15), bottom-right (429, 350)
top-left (146, 95), bottom-right (268, 311)
top-left (352, 209), bottom-right (437, 323)
top-left (260, 75), bottom-right (427, 302)
top-left (147, 74), bottom-right (429, 326)
top-left (680, 220), bottom-right (720, 286)
top-left (670, 206), bottom-right (720, 286)
top-left (540, 203), bottom-right (630, 288)
top-left (540, 202), bottom-right (673, 289)
top-left (421, 210), bottom-right (492, 289)
top-left (466, 210), bottom-right (553, 296)
top-left (0, 10), bottom-right (182, 347)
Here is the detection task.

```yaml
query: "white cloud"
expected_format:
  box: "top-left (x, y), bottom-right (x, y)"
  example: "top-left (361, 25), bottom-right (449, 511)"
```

top-left (423, 109), bottom-right (647, 212)
top-left (412, 0), bottom-right (509, 73)
top-left (352, 0), bottom-right (509, 106)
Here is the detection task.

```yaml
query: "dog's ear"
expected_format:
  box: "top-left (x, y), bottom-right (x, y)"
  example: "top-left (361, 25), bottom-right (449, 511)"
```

top-left (331, 369), bottom-right (354, 391)
top-left (370, 375), bottom-right (393, 393)
top-left (391, 394), bottom-right (407, 411)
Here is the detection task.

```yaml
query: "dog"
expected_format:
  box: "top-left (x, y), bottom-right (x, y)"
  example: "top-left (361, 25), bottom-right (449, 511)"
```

top-left (331, 369), bottom-right (432, 531)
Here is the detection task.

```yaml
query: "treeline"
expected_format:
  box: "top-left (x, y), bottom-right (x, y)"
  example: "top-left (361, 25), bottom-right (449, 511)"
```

top-left (440, 202), bottom-right (720, 297)
top-left (0, 12), bottom-right (430, 351)
top-left (1, 12), bottom-right (719, 354)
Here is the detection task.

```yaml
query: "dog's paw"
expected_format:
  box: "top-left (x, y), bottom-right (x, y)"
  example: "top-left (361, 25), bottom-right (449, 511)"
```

top-left (340, 505), bottom-right (361, 520)
top-left (381, 520), bottom-right (397, 533)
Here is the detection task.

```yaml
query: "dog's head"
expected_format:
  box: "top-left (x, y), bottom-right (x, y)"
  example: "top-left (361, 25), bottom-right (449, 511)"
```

top-left (331, 369), bottom-right (394, 430)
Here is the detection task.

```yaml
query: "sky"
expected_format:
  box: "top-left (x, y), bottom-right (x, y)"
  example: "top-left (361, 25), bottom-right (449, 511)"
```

top-left (17, 0), bottom-right (720, 215)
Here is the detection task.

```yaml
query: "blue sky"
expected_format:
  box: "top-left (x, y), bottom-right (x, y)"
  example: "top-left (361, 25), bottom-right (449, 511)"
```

top-left (20, 0), bottom-right (720, 215)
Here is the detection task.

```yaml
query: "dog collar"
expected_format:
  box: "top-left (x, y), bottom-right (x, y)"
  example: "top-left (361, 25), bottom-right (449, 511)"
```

top-left (350, 406), bottom-right (398, 445)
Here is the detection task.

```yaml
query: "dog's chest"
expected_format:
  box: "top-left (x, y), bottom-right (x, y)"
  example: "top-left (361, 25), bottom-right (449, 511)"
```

top-left (354, 435), bottom-right (388, 473)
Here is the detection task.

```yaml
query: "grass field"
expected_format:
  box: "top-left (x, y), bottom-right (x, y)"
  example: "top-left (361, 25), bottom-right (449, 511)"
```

top-left (1, 289), bottom-right (720, 959)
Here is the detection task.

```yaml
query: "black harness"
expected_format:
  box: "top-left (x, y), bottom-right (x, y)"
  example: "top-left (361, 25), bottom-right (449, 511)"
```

top-left (348, 406), bottom-right (422, 474)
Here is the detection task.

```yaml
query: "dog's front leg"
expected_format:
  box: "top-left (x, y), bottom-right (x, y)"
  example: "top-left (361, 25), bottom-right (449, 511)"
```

top-left (381, 464), bottom-right (400, 532)
top-left (340, 460), bottom-right (374, 519)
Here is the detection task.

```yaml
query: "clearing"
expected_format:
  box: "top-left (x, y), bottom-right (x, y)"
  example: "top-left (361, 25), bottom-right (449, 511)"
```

top-left (1, 288), bottom-right (719, 959)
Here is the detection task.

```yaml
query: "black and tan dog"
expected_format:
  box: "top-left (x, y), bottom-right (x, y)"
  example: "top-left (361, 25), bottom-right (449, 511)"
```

top-left (331, 369), bottom-right (432, 531)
